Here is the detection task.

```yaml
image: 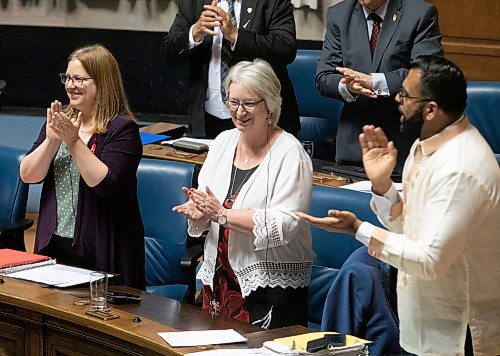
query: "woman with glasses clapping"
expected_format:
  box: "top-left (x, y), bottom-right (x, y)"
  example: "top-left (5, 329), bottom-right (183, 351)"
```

top-left (173, 59), bottom-right (314, 329)
top-left (20, 44), bottom-right (145, 289)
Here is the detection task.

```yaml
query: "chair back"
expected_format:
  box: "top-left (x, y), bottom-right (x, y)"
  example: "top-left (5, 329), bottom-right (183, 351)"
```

top-left (137, 158), bottom-right (196, 301)
top-left (288, 49), bottom-right (343, 160)
top-left (308, 186), bottom-right (382, 329)
top-left (0, 145), bottom-right (29, 250)
top-left (465, 81), bottom-right (500, 162)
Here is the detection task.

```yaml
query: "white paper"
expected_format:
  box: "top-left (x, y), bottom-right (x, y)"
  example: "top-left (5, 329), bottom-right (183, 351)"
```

top-left (341, 181), bottom-right (403, 193)
top-left (158, 329), bottom-right (247, 347)
top-left (187, 348), bottom-right (278, 356)
top-left (160, 137), bottom-right (214, 147)
top-left (7, 264), bottom-right (98, 287)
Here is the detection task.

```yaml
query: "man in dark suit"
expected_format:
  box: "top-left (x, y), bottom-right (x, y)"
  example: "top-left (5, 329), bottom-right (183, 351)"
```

top-left (161, 0), bottom-right (300, 138)
top-left (316, 0), bottom-right (443, 169)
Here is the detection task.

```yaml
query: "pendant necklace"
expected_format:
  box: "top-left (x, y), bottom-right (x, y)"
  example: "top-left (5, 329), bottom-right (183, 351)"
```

top-left (241, 140), bottom-right (258, 165)
top-left (227, 165), bottom-right (254, 204)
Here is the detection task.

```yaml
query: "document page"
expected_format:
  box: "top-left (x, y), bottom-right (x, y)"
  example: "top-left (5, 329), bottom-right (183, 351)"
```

top-left (158, 329), bottom-right (247, 347)
top-left (7, 264), bottom-right (97, 287)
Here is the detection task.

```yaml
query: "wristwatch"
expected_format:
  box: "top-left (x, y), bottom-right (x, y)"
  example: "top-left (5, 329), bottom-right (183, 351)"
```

top-left (217, 209), bottom-right (227, 226)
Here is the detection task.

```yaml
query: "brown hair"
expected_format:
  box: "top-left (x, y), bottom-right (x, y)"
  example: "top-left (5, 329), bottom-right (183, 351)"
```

top-left (65, 44), bottom-right (133, 134)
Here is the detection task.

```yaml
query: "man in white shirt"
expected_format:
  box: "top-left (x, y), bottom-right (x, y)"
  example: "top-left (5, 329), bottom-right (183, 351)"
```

top-left (299, 56), bottom-right (500, 355)
top-left (161, 0), bottom-right (300, 138)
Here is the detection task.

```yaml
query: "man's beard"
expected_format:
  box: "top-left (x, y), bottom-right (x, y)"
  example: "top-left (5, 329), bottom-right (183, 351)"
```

top-left (400, 103), bottom-right (425, 140)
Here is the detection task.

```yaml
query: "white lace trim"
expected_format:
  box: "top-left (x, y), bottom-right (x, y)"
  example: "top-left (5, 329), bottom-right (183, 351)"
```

top-left (252, 209), bottom-right (283, 250)
top-left (198, 260), bottom-right (312, 297)
top-left (187, 219), bottom-right (210, 237)
top-left (197, 257), bottom-right (216, 290)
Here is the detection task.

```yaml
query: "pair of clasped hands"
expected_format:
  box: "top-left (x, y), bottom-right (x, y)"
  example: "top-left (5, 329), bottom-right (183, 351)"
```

top-left (337, 67), bottom-right (378, 99)
top-left (46, 100), bottom-right (82, 147)
top-left (192, 0), bottom-right (238, 44)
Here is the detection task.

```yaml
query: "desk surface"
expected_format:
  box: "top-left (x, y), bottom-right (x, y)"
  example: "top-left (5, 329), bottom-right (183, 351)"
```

top-left (0, 277), bottom-right (308, 355)
top-left (143, 144), bottom-right (355, 188)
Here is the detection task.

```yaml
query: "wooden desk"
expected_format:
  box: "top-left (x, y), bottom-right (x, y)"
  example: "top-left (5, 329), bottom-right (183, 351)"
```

top-left (0, 277), bottom-right (308, 355)
top-left (143, 144), bottom-right (354, 188)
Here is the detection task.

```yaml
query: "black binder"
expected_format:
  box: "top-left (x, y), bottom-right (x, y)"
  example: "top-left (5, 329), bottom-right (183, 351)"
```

top-left (321, 164), bottom-right (402, 183)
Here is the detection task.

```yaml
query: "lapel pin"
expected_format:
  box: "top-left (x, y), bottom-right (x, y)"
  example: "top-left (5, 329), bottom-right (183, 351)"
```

top-left (243, 19), bottom-right (251, 28)
top-left (247, 7), bottom-right (252, 13)
top-left (392, 14), bottom-right (397, 22)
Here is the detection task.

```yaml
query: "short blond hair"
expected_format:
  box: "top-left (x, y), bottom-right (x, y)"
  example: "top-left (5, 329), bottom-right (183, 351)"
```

top-left (65, 44), bottom-right (132, 133)
top-left (224, 59), bottom-right (282, 125)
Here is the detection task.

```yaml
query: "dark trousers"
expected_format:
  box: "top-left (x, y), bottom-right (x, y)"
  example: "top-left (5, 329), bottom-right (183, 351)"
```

top-left (40, 234), bottom-right (92, 269)
top-left (323, 246), bottom-right (474, 356)
top-left (321, 246), bottom-right (402, 356)
top-left (204, 112), bottom-right (234, 139)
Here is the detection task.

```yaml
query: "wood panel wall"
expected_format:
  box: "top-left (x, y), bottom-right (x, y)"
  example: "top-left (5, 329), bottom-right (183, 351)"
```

top-left (428, 0), bottom-right (500, 81)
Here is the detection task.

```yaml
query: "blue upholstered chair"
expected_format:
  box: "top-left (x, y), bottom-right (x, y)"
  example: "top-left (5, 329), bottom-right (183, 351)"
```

top-left (288, 49), bottom-right (343, 160)
top-left (308, 186), bottom-right (377, 330)
top-left (0, 145), bottom-right (33, 251)
top-left (465, 81), bottom-right (500, 163)
top-left (137, 158), bottom-right (202, 303)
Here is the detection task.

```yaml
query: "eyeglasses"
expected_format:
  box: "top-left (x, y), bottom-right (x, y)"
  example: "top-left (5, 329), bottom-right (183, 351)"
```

top-left (226, 98), bottom-right (265, 112)
top-left (59, 73), bottom-right (93, 87)
top-left (398, 89), bottom-right (432, 103)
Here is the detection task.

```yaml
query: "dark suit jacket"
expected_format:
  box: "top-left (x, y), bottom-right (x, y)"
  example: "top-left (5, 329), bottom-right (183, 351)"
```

top-left (161, 0), bottom-right (300, 137)
top-left (316, 0), bottom-right (443, 167)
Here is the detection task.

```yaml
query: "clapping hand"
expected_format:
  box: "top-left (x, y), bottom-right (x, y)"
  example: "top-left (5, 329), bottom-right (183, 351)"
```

top-left (209, 2), bottom-right (237, 43)
top-left (192, 0), bottom-right (220, 42)
top-left (50, 102), bottom-right (82, 148)
top-left (359, 125), bottom-right (397, 195)
top-left (46, 100), bottom-right (64, 142)
top-left (173, 186), bottom-right (222, 222)
top-left (193, 0), bottom-right (237, 43)
top-left (296, 210), bottom-right (360, 236)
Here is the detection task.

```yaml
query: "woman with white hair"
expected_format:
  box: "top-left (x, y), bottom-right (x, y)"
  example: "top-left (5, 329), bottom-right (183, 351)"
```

top-left (173, 59), bottom-right (314, 328)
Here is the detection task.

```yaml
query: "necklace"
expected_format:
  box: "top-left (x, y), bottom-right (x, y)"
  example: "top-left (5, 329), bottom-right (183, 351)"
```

top-left (227, 165), bottom-right (255, 204)
top-left (240, 141), bottom-right (257, 165)
top-left (239, 139), bottom-right (267, 166)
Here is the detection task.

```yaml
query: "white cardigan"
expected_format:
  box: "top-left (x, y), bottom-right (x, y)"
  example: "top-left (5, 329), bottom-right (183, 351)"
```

top-left (189, 129), bottom-right (315, 297)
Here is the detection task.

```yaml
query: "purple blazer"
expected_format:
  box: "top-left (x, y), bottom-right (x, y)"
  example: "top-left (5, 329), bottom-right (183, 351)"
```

top-left (29, 115), bottom-right (145, 289)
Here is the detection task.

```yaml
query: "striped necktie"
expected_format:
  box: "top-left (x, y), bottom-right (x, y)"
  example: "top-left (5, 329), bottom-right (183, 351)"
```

top-left (220, 0), bottom-right (237, 102)
top-left (369, 12), bottom-right (382, 58)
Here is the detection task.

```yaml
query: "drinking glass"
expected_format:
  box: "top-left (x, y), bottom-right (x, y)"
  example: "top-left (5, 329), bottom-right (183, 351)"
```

top-left (301, 141), bottom-right (314, 159)
top-left (90, 271), bottom-right (108, 311)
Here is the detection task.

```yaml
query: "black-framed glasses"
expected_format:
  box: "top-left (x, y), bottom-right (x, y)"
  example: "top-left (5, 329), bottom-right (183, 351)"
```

top-left (226, 98), bottom-right (265, 112)
top-left (398, 89), bottom-right (432, 103)
top-left (59, 73), bottom-right (93, 87)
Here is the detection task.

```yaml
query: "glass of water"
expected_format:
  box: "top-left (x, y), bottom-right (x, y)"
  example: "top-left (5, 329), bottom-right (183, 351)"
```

top-left (90, 271), bottom-right (108, 311)
top-left (301, 141), bottom-right (314, 159)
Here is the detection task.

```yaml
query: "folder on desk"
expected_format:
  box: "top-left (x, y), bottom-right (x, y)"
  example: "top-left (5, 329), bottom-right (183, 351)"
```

top-left (274, 332), bottom-right (370, 354)
top-left (140, 122), bottom-right (185, 139)
top-left (139, 132), bottom-right (171, 145)
top-left (0, 248), bottom-right (55, 274)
